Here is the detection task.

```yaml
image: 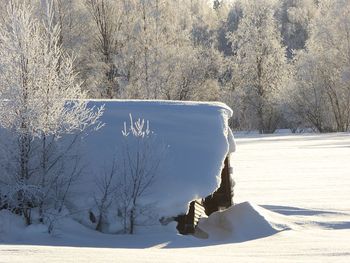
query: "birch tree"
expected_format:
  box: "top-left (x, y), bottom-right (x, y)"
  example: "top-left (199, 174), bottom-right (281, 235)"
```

top-left (228, 0), bottom-right (289, 133)
top-left (0, 0), bottom-right (103, 225)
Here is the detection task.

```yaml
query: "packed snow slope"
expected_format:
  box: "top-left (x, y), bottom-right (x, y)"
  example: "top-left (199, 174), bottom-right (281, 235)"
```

top-left (78, 100), bottom-right (234, 217)
top-left (1, 133), bottom-right (350, 262)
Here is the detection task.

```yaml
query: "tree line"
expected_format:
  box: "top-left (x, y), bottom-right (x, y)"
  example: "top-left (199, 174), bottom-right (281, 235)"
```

top-left (1, 0), bottom-right (348, 133)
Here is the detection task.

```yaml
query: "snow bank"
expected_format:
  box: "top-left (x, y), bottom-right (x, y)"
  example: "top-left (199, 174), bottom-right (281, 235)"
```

top-left (78, 100), bottom-right (234, 218)
top-left (197, 202), bottom-right (290, 242)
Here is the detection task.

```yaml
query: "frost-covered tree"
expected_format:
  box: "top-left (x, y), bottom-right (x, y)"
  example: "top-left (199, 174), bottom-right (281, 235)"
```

top-left (84, 0), bottom-right (123, 98)
top-left (82, 0), bottom-right (224, 101)
top-left (217, 1), bottom-right (243, 56)
top-left (0, 0), bottom-right (103, 225)
top-left (291, 0), bottom-right (350, 132)
top-left (119, 0), bottom-right (198, 100)
top-left (278, 0), bottom-right (317, 58)
top-left (228, 0), bottom-right (289, 133)
top-left (38, 0), bottom-right (92, 82)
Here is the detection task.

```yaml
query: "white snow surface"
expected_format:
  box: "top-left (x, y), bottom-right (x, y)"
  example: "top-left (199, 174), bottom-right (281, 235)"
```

top-left (77, 100), bottom-right (234, 217)
top-left (1, 132), bottom-right (350, 262)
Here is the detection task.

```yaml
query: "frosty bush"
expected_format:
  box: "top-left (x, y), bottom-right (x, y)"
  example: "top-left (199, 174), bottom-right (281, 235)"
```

top-left (118, 114), bottom-right (165, 234)
top-left (93, 114), bottom-right (165, 234)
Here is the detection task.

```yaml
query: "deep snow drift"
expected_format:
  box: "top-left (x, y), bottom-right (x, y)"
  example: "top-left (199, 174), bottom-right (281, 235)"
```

top-left (197, 202), bottom-right (290, 242)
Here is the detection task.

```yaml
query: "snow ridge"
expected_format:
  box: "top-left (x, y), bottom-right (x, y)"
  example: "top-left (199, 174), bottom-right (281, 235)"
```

top-left (197, 202), bottom-right (291, 242)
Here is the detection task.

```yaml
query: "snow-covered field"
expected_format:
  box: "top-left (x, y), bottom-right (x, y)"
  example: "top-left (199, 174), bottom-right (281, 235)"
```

top-left (1, 133), bottom-right (350, 262)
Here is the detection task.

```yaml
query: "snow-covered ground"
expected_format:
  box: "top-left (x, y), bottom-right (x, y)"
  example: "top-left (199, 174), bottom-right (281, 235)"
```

top-left (1, 133), bottom-right (350, 262)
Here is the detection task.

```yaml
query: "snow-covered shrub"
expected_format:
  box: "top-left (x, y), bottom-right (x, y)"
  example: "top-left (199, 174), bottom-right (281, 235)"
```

top-left (92, 114), bottom-right (166, 234)
top-left (117, 114), bottom-right (166, 234)
top-left (93, 156), bottom-right (119, 232)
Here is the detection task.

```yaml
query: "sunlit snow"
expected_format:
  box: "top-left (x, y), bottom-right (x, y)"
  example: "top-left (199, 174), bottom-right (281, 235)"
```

top-left (1, 133), bottom-right (350, 262)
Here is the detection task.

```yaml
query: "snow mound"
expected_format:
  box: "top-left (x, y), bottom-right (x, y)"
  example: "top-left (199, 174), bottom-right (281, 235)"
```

top-left (197, 202), bottom-right (291, 242)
